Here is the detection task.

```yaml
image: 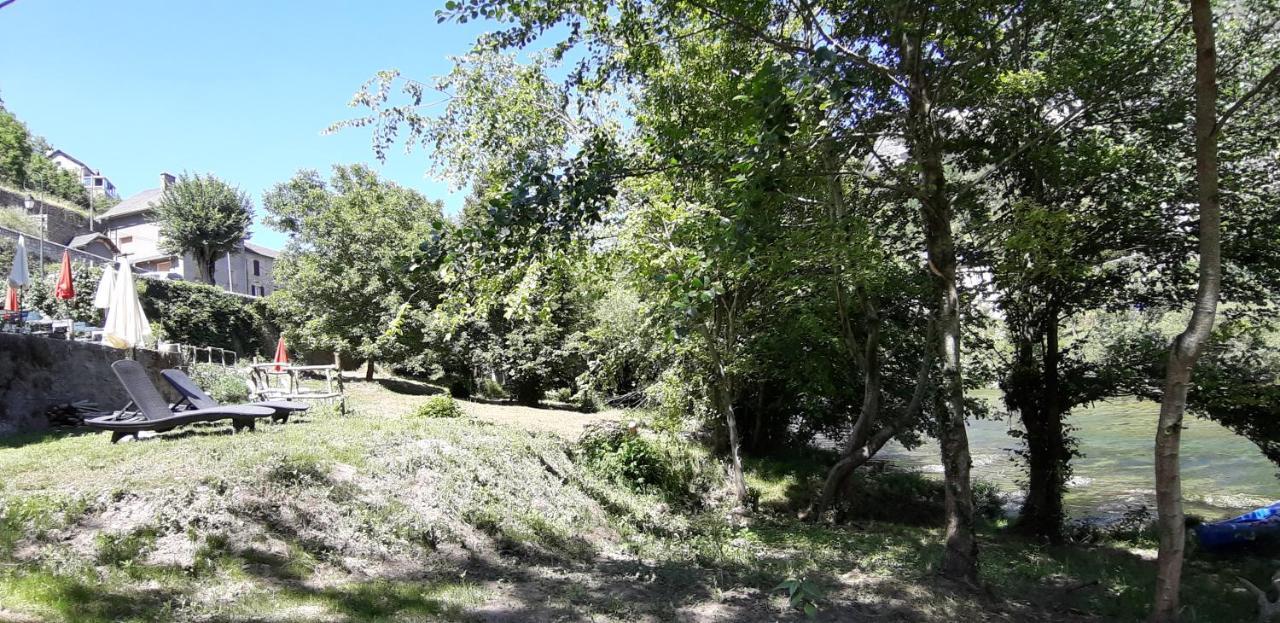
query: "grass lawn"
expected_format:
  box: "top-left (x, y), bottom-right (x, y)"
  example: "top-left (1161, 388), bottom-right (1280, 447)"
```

top-left (0, 376), bottom-right (1271, 622)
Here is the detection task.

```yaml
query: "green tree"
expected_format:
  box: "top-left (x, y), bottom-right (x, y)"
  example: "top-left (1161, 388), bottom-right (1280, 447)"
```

top-left (0, 107), bottom-right (33, 186)
top-left (154, 173), bottom-right (252, 284)
top-left (264, 165), bottom-right (443, 380)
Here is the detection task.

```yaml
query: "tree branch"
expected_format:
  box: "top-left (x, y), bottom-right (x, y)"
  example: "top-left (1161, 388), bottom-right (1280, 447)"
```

top-left (1215, 62), bottom-right (1280, 134)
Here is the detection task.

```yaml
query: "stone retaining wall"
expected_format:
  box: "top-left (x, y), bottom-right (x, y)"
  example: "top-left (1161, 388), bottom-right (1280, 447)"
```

top-left (0, 187), bottom-right (91, 249)
top-left (0, 333), bottom-right (182, 436)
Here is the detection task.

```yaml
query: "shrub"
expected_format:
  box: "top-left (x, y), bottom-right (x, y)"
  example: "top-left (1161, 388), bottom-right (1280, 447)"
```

top-left (833, 468), bottom-right (1005, 526)
top-left (576, 421), bottom-right (719, 506)
top-left (188, 363), bottom-right (250, 404)
top-left (25, 262), bottom-right (104, 326)
top-left (414, 395), bottom-right (465, 419)
top-left (573, 388), bottom-right (605, 413)
top-left (477, 378), bottom-right (508, 400)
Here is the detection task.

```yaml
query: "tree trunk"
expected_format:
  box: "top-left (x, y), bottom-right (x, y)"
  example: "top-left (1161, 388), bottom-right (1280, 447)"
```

top-left (808, 293), bottom-right (881, 517)
top-left (717, 374), bottom-right (749, 506)
top-left (1016, 307), bottom-right (1067, 543)
top-left (1152, 1), bottom-right (1220, 620)
top-left (365, 357), bottom-right (376, 381)
top-left (806, 317), bottom-right (935, 520)
top-left (702, 315), bottom-right (749, 508)
top-left (902, 30), bottom-right (978, 584)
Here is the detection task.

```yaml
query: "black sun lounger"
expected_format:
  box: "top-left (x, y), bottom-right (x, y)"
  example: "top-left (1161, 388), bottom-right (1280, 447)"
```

top-left (84, 360), bottom-right (274, 443)
top-left (161, 368), bottom-right (310, 423)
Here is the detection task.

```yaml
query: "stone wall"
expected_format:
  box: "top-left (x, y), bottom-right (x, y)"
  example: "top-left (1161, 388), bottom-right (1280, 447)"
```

top-left (0, 187), bottom-right (91, 250)
top-left (0, 333), bottom-right (183, 436)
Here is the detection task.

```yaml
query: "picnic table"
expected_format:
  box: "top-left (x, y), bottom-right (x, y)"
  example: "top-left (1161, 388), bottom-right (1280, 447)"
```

top-left (248, 363), bottom-right (347, 416)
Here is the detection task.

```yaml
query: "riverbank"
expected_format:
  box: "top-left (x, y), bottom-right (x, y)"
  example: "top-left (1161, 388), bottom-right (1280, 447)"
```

top-left (879, 390), bottom-right (1280, 522)
top-left (0, 379), bottom-right (1273, 621)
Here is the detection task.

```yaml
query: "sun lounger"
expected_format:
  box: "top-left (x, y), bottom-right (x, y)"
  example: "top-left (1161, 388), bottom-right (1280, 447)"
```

top-left (161, 368), bottom-right (309, 423)
top-left (84, 360), bottom-right (274, 443)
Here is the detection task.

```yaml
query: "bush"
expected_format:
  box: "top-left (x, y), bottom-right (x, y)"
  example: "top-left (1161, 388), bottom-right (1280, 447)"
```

top-left (188, 363), bottom-right (250, 404)
top-left (25, 262), bottom-right (103, 326)
top-left (414, 395), bottom-right (465, 419)
top-left (833, 468), bottom-right (1005, 526)
top-left (573, 388), bottom-right (605, 413)
top-left (477, 378), bottom-right (507, 400)
top-left (576, 421), bottom-right (720, 506)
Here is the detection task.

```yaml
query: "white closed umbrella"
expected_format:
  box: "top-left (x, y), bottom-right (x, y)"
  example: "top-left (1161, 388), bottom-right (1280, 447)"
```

top-left (93, 263), bottom-right (117, 309)
top-left (8, 235), bottom-right (29, 288)
top-left (102, 260), bottom-right (151, 349)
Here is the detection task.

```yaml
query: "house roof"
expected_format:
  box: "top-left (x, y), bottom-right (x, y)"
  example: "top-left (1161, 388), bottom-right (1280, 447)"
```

top-left (99, 187), bottom-right (163, 220)
top-left (46, 149), bottom-right (93, 172)
top-left (66, 233), bottom-right (119, 253)
top-left (243, 241), bottom-right (280, 259)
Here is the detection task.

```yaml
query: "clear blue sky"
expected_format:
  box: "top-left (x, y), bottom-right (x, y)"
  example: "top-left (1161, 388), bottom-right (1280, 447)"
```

top-left (0, 0), bottom-right (495, 249)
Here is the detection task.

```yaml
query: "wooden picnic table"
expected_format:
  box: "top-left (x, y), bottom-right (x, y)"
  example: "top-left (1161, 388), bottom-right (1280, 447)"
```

top-left (248, 363), bottom-right (346, 415)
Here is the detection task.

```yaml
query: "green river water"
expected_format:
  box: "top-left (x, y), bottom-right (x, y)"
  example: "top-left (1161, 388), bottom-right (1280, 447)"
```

top-left (876, 390), bottom-right (1280, 522)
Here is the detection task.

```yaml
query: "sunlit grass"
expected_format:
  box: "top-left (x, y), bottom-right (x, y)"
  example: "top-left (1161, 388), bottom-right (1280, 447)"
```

top-left (0, 379), bottom-right (1271, 622)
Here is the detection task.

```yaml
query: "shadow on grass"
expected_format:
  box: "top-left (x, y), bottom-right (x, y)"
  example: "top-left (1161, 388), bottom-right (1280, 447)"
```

top-left (0, 426), bottom-right (102, 449)
top-left (370, 376), bottom-right (445, 396)
top-left (14, 520), bottom-right (1260, 622)
top-left (463, 396), bottom-right (597, 414)
top-left (0, 568), bottom-right (190, 623)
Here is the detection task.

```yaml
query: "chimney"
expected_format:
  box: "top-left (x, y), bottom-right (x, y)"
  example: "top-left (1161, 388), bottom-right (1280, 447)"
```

top-left (160, 172), bottom-right (176, 190)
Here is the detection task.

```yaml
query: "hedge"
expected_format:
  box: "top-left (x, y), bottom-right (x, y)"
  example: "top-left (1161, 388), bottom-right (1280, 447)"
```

top-left (138, 279), bottom-right (277, 356)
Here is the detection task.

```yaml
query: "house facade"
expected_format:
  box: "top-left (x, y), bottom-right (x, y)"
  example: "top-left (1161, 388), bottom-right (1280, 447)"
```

top-left (96, 173), bottom-right (279, 297)
top-left (47, 149), bottom-right (119, 199)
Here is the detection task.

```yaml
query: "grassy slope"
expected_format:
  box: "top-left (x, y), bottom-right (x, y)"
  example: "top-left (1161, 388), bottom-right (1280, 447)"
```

top-left (0, 378), bottom-right (1271, 622)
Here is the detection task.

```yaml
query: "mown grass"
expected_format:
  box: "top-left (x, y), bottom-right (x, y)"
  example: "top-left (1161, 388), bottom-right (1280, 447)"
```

top-left (0, 379), bottom-right (1272, 622)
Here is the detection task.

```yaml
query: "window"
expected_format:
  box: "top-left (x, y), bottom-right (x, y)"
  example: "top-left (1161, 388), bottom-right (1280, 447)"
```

top-left (94, 178), bottom-right (103, 186)
top-left (155, 260), bottom-right (172, 271)
top-left (253, 260), bottom-right (260, 276)
top-left (119, 236), bottom-right (133, 244)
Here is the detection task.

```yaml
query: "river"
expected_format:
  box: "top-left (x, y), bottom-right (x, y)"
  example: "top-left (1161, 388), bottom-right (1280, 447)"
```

top-left (876, 390), bottom-right (1280, 522)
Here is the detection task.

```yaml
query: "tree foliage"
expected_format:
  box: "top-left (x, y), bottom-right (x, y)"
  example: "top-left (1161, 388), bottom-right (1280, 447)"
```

top-left (264, 165), bottom-right (444, 377)
top-left (316, 0), bottom-right (1280, 607)
top-left (0, 108), bottom-right (89, 207)
top-left (154, 173), bottom-right (253, 284)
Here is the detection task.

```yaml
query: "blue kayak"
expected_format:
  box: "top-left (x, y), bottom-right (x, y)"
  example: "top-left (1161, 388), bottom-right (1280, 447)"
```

top-left (1196, 501), bottom-right (1280, 550)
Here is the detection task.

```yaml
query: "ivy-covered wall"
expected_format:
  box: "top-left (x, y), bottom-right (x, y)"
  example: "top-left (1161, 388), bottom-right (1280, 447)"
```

top-left (138, 279), bottom-right (278, 357)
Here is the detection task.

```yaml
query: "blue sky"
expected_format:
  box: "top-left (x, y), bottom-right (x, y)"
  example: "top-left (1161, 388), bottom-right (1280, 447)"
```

top-left (0, 0), bottom-right (496, 249)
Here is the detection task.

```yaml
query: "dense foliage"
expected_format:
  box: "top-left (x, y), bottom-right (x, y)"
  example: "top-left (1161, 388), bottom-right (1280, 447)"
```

top-left (0, 107), bottom-right (90, 207)
top-left (413, 394), bottom-right (466, 418)
top-left (254, 0), bottom-right (1280, 611)
top-left (139, 278), bottom-right (275, 356)
top-left (263, 165), bottom-right (444, 380)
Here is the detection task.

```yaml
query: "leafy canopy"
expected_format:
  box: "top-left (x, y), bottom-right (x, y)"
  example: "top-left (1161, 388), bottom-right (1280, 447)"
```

top-left (154, 173), bottom-right (253, 283)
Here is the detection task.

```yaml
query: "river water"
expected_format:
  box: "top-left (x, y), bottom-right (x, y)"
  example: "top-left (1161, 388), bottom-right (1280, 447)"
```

top-left (876, 391), bottom-right (1280, 522)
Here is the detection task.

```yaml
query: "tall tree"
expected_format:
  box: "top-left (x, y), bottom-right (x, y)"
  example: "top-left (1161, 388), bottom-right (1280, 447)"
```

top-left (264, 165), bottom-right (443, 380)
top-left (965, 1), bottom-right (1191, 543)
top-left (155, 173), bottom-right (252, 284)
top-left (1151, 1), bottom-right (1219, 618)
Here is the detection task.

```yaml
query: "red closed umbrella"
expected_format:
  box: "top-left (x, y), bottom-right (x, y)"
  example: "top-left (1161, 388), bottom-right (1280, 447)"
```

top-left (273, 337), bottom-right (289, 372)
top-left (54, 251), bottom-right (75, 300)
top-left (4, 285), bottom-right (17, 311)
